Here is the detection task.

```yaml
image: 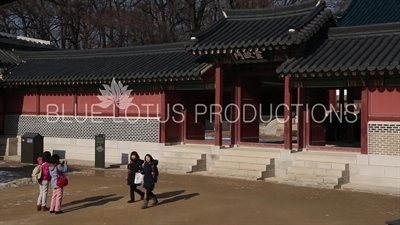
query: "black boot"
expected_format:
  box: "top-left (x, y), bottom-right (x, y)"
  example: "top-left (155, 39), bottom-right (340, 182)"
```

top-left (127, 194), bottom-right (134, 203)
top-left (141, 200), bottom-right (148, 209)
top-left (151, 196), bottom-right (158, 206)
top-left (140, 192), bottom-right (145, 201)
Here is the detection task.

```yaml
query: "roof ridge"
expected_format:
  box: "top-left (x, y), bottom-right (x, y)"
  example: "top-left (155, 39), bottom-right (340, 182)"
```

top-left (329, 22), bottom-right (400, 38)
top-left (16, 42), bottom-right (190, 60)
top-left (0, 32), bottom-right (50, 45)
top-left (224, 0), bottom-right (322, 20)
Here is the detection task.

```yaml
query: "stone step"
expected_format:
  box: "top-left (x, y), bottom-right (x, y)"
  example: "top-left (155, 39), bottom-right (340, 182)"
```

top-left (219, 148), bottom-right (281, 158)
top-left (214, 161), bottom-right (274, 171)
top-left (275, 179), bottom-right (340, 190)
top-left (158, 162), bottom-right (206, 173)
top-left (157, 162), bottom-right (195, 172)
top-left (162, 151), bottom-right (205, 160)
top-left (292, 160), bottom-right (349, 170)
top-left (291, 152), bottom-right (357, 164)
top-left (219, 155), bottom-right (274, 164)
top-left (282, 173), bottom-right (349, 186)
top-left (209, 167), bottom-right (264, 180)
top-left (163, 145), bottom-right (212, 154)
top-left (287, 166), bottom-right (349, 178)
top-left (158, 157), bottom-right (205, 165)
top-left (158, 168), bottom-right (190, 174)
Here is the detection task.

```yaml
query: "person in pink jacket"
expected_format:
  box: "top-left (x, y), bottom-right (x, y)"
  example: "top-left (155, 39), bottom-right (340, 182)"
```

top-left (37, 151), bottom-right (51, 211)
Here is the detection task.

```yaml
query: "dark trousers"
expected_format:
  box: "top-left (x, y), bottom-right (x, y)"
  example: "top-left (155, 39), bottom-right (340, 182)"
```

top-left (130, 185), bottom-right (144, 200)
top-left (145, 188), bottom-right (155, 201)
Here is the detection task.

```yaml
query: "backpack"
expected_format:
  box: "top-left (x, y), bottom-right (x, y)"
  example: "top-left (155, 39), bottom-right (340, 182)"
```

top-left (31, 165), bottom-right (42, 183)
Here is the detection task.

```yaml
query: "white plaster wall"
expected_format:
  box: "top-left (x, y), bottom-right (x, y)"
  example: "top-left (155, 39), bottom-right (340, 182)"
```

top-left (15, 136), bottom-right (164, 164)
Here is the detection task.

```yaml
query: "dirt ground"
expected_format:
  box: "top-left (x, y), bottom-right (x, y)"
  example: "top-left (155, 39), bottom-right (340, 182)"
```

top-left (0, 161), bottom-right (399, 225)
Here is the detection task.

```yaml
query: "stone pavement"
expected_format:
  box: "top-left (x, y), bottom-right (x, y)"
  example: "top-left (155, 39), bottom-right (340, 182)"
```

top-left (0, 163), bottom-right (399, 225)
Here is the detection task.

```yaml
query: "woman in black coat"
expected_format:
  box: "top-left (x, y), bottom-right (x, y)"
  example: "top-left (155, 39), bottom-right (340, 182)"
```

top-left (126, 151), bottom-right (145, 203)
top-left (141, 154), bottom-right (159, 209)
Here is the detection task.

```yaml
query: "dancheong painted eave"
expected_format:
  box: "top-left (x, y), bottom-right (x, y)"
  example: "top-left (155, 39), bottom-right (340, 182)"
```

top-left (1, 42), bottom-right (214, 86)
top-left (276, 22), bottom-right (400, 78)
top-left (337, 0), bottom-right (400, 27)
top-left (186, 0), bottom-right (335, 55)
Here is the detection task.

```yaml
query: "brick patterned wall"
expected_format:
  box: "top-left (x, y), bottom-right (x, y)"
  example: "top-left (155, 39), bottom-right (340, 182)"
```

top-left (368, 122), bottom-right (400, 156)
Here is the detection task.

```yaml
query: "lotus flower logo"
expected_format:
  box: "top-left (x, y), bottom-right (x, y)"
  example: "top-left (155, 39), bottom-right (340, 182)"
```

top-left (97, 78), bottom-right (134, 109)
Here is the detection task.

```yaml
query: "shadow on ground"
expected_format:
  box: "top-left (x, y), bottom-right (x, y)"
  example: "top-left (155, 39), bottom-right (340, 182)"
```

top-left (157, 193), bottom-right (200, 206)
top-left (156, 190), bottom-right (186, 199)
top-left (63, 196), bottom-right (123, 213)
top-left (63, 194), bottom-right (116, 207)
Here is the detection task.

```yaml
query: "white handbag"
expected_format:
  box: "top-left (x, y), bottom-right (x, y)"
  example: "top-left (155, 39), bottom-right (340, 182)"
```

top-left (134, 172), bottom-right (144, 184)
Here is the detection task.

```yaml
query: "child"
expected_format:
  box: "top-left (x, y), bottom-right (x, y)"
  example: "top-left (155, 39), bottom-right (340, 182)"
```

top-left (49, 154), bottom-right (68, 214)
top-left (36, 151), bottom-right (51, 211)
top-left (141, 154), bottom-right (159, 209)
top-left (126, 151), bottom-right (145, 203)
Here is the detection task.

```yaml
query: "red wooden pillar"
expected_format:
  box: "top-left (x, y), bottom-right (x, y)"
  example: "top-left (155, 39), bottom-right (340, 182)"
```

top-left (214, 64), bottom-right (223, 146)
top-left (230, 87), bottom-right (236, 146)
top-left (36, 88), bottom-right (40, 115)
top-left (284, 76), bottom-right (292, 150)
top-left (0, 91), bottom-right (4, 134)
top-left (235, 75), bottom-right (242, 144)
top-left (305, 89), bottom-right (310, 147)
top-left (339, 89), bottom-right (344, 117)
top-left (346, 89), bottom-right (354, 143)
top-left (231, 74), bottom-right (242, 146)
top-left (159, 91), bottom-right (166, 143)
top-left (360, 87), bottom-right (368, 154)
top-left (329, 89), bottom-right (337, 110)
top-left (297, 87), bottom-right (305, 150)
top-left (73, 88), bottom-right (77, 116)
top-left (182, 107), bottom-right (187, 143)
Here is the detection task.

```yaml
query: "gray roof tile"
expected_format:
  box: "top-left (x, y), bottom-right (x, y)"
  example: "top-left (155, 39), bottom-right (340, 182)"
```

top-left (3, 42), bottom-right (212, 85)
top-left (276, 23), bottom-right (400, 75)
top-left (186, 0), bottom-right (334, 54)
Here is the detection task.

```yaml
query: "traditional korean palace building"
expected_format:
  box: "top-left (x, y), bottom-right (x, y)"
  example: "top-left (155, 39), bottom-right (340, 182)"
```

top-left (1, 0), bottom-right (399, 192)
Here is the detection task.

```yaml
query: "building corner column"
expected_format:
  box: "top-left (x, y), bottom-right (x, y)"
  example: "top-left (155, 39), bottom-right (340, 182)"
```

top-left (361, 87), bottom-right (368, 154)
top-left (215, 64), bottom-right (223, 147)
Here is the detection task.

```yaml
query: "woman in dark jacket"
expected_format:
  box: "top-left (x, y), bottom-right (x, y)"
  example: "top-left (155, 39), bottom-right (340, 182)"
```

top-left (126, 151), bottom-right (145, 203)
top-left (141, 154), bottom-right (159, 209)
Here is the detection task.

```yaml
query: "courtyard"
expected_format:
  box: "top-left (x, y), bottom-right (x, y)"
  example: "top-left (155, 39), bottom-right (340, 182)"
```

top-left (0, 162), bottom-right (399, 225)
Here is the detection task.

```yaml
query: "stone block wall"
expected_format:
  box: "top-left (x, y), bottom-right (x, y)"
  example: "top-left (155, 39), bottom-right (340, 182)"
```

top-left (14, 136), bottom-right (164, 164)
top-left (368, 121), bottom-right (400, 156)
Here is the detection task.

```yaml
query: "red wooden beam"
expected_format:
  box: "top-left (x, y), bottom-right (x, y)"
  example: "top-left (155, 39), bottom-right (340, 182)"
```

top-left (238, 70), bottom-right (277, 77)
top-left (214, 64), bottom-right (223, 146)
top-left (360, 87), bottom-right (368, 154)
top-left (284, 76), bottom-right (292, 150)
top-left (368, 116), bottom-right (400, 121)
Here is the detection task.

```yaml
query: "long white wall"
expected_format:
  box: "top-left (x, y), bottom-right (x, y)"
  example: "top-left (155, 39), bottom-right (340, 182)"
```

top-left (16, 136), bottom-right (165, 164)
